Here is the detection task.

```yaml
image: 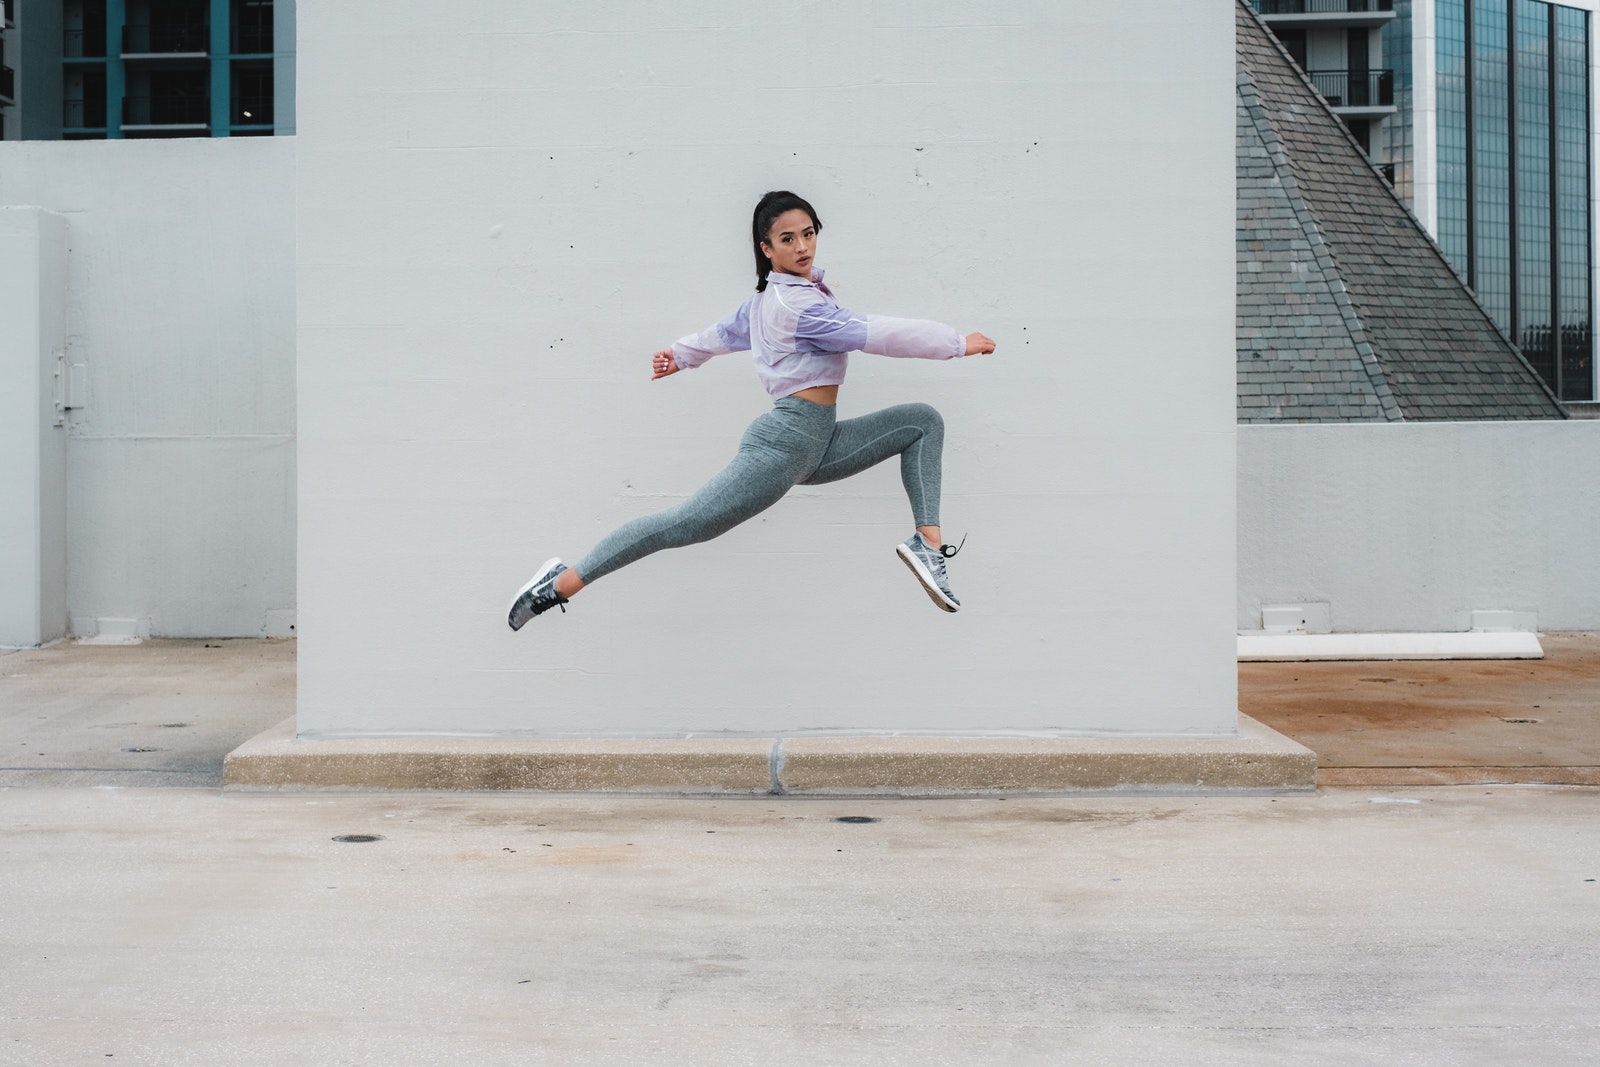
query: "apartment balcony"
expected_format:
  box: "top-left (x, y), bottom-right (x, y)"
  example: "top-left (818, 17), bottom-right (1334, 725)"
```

top-left (122, 93), bottom-right (209, 131)
top-left (234, 94), bottom-right (273, 126)
top-left (65, 97), bottom-right (109, 130)
top-left (122, 22), bottom-right (209, 58)
top-left (1255, 0), bottom-right (1396, 28)
top-left (65, 26), bottom-right (111, 59)
top-left (0, 65), bottom-right (14, 107)
top-left (3, 0), bottom-right (14, 28)
top-left (1308, 68), bottom-right (1396, 118)
top-left (235, 25), bottom-right (273, 55)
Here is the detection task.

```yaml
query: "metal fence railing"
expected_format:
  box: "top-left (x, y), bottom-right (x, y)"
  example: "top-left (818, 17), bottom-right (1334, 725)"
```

top-left (236, 25), bottom-right (273, 53)
top-left (1256, 0), bottom-right (1394, 13)
top-left (1307, 69), bottom-right (1395, 107)
top-left (122, 94), bottom-right (209, 126)
top-left (122, 22), bottom-right (209, 54)
top-left (65, 27), bottom-right (110, 58)
top-left (235, 94), bottom-right (273, 124)
top-left (65, 97), bottom-right (109, 129)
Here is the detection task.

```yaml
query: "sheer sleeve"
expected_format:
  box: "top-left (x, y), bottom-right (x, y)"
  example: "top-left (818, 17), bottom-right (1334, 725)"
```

top-left (796, 303), bottom-right (962, 360)
top-left (671, 297), bottom-right (753, 369)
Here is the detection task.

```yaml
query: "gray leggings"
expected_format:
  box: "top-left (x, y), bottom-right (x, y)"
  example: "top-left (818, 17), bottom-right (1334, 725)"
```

top-left (576, 397), bottom-right (943, 583)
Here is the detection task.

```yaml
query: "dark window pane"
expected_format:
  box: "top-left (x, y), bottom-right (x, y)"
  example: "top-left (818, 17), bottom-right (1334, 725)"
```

top-left (1556, 5), bottom-right (1593, 400)
top-left (1437, 0), bottom-right (1470, 275)
top-left (1514, 0), bottom-right (1553, 384)
top-left (1473, 0), bottom-right (1513, 329)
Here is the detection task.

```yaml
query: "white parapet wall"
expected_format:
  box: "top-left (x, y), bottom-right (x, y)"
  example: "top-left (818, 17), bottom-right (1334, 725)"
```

top-left (1239, 421), bottom-right (1600, 634)
top-left (296, 1), bottom-right (1239, 737)
top-left (0, 139), bottom-right (297, 640)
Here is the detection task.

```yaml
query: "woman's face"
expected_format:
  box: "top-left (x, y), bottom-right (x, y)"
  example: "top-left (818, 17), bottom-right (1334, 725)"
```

top-left (762, 208), bottom-right (818, 279)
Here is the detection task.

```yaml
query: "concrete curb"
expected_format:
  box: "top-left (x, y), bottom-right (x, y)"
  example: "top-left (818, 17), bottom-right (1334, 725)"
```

top-left (223, 718), bottom-right (776, 793)
top-left (777, 717), bottom-right (1315, 794)
top-left (223, 716), bottom-right (1316, 795)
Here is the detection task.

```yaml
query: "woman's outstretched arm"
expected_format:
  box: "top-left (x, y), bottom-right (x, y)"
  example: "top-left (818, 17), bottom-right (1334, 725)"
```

top-left (661, 297), bottom-right (754, 378)
top-left (795, 303), bottom-right (995, 360)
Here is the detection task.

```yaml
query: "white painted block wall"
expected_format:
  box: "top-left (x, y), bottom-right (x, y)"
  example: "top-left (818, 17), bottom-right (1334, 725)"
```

top-left (0, 140), bottom-right (297, 639)
top-left (296, 1), bottom-right (1239, 737)
top-left (0, 208), bottom-right (68, 647)
top-left (1238, 421), bottom-right (1600, 633)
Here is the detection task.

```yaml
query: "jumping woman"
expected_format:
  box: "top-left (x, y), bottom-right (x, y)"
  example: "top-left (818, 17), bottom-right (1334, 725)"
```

top-left (507, 190), bottom-right (996, 631)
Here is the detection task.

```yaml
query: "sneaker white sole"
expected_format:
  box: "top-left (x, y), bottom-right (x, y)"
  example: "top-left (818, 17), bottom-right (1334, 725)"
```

top-left (507, 558), bottom-right (563, 631)
top-left (896, 544), bottom-right (960, 613)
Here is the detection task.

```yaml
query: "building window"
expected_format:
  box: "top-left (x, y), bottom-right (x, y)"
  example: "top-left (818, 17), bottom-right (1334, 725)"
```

top-left (1436, 0), bottom-right (1592, 401)
top-left (233, 0), bottom-right (272, 54)
top-left (232, 62), bottom-right (272, 125)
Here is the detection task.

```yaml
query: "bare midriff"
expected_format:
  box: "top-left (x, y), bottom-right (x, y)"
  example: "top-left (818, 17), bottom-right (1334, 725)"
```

top-left (789, 385), bottom-right (839, 406)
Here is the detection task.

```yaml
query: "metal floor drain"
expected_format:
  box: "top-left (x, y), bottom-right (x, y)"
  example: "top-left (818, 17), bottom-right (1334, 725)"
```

top-left (834, 816), bottom-right (880, 824)
top-left (121, 747), bottom-right (162, 753)
top-left (331, 834), bottom-right (383, 843)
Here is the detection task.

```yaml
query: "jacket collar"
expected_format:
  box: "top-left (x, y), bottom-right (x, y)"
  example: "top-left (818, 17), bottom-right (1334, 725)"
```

top-left (767, 268), bottom-right (825, 287)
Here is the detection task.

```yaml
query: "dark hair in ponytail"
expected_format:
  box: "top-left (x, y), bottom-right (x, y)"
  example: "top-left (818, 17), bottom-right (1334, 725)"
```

top-left (752, 190), bottom-right (822, 292)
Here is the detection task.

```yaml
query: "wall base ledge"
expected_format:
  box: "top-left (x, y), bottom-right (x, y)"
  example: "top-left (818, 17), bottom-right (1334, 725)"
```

top-left (223, 715), bottom-right (1316, 796)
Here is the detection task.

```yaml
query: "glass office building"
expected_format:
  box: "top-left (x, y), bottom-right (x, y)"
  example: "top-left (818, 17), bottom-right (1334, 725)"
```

top-left (1437, 0), bottom-right (1592, 401)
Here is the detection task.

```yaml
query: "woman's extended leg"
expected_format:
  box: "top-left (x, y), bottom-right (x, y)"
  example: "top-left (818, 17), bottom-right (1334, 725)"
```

top-left (800, 401), bottom-right (944, 529)
top-left (570, 402), bottom-right (835, 587)
top-left (508, 401), bottom-right (836, 630)
top-left (799, 402), bottom-right (960, 612)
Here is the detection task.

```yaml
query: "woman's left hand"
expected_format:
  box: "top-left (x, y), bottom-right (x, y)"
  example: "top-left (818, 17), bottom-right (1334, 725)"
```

top-left (651, 349), bottom-right (680, 380)
top-left (963, 332), bottom-right (996, 356)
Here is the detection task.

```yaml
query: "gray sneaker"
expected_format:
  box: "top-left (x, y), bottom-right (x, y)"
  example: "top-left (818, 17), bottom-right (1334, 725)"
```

top-left (896, 533), bottom-right (962, 613)
top-left (507, 558), bottom-right (569, 631)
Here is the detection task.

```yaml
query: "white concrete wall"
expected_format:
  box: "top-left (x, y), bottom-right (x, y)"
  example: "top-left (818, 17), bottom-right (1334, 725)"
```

top-left (297, 1), bottom-right (1239, 737)
top-left (0, 208), bottom-right (68, 647)
top-left (0, 139), bottom-right (297, 639)
top-left (1239, 421), bottom-right (1600, 633)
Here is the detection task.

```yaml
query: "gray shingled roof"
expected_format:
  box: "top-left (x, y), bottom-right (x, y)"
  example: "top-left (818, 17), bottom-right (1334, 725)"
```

top-left (1236, 0), bottom-right (1565, 421)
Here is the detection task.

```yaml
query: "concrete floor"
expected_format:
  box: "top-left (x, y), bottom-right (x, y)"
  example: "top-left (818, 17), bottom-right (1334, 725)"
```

top-left (3, 638), bottom-right (1599, 1065)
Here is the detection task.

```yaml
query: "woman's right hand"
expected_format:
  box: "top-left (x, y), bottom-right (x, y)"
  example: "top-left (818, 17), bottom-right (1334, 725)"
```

top-left (963, 332), bottom-right (996, 356)
top-left (651, 348), bottom-right (680, 380)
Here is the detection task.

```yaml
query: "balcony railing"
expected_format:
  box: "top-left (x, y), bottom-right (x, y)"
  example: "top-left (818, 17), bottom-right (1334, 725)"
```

top-left (0, 65), bottom-right (14, 105)
top-left (122, 22), bottom-right (209, 55)
top-left (1307, 68), bottom-right (1395, 107)
top-left (66, 27), bottom-right (110, 58)
top-left (122, 94), bottom-right (209, 126)
top-left (1256, 0), bottom-right (1393, 12)
top-left (236, 25), bottom-right (273, 53)
top-left (65, 97), bottom-right (109, 128)
top-left (235, 94), bottom-right (273, 124)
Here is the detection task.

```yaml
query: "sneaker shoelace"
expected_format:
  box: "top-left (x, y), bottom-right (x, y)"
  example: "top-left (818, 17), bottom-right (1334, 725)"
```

top-left (526, 578), bottom-right (568, 615)
top-left (923, 534), bottom-right (963, 588)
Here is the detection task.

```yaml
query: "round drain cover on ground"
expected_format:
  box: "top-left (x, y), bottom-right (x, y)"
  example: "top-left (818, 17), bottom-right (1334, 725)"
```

top-left (331, 834), bottom-right (384, 843)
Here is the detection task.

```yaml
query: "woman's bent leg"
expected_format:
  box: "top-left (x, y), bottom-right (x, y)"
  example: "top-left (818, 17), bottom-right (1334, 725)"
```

top-left (800, 402), bottom-right (944, 528)
top-left (574, 408), bottom-right (830, 584)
